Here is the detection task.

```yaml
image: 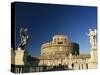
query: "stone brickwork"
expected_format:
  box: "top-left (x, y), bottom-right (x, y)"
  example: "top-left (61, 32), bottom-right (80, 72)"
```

top-left (41, 35), bottom-right (79, 56)
top-left (39, 35), bottom-right (97, 70)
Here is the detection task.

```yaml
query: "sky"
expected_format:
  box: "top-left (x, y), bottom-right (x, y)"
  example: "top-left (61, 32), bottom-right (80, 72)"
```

top-left (14, 2), bottom-right (97, 57)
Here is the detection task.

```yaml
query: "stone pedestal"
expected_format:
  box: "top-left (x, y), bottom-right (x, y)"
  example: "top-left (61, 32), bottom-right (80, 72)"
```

top-left (88, 62), bottom-right (97, 69)
top-left (88, 48), bottom-right (97, 69)
top-left (11, 47), bottom-right (25, 73)
top-left (15, 47), bottom-right (24, 65)
top-left (90, 48), bottom-right (97, 62)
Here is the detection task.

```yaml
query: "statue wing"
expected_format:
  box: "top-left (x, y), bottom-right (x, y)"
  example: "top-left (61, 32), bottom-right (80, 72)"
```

top-left (24, 28), bottom-right (29, 38)
top-left (86, 33), bottom-right (89, 36)
top-left (20, 28), bottom-right (24, 36)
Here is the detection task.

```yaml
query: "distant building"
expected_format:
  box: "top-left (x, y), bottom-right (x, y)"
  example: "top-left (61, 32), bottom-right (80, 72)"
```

top-left (39, 35), bottom-right (97, 69)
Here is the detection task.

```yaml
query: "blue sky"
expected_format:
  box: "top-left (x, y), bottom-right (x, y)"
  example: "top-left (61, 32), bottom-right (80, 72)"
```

top-left (15, 2), bottom-right (97, 57)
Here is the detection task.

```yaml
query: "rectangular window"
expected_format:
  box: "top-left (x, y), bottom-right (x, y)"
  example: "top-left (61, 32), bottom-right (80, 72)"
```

top-left (58, 42), bottom-right (63, 44)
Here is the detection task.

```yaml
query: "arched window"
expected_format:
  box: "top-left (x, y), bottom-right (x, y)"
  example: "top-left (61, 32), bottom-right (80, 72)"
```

top-left (72, 63), bottom-right (74, 69)
top-left (58, 38), bottom-right (59, 40)
top-left (53, 38), bottom-right (56, 43)
top-left (64, 38), bottom-right (67, 44)
top-left (58, 42), bottom-right (63, 44)
top-left (86, 64), bottom-right (88, 69)
top-left (82, 64), bottom-right (84, 69)
top-left (61, 38), bottom-right (63, 40)
top-left (79, 64), bottom-right (80, 69)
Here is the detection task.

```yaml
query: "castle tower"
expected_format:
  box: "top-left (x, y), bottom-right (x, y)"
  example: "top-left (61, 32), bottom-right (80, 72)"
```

top-left (52, 35), bottom-right (69, 45)
top-left (40, 35), bottom-right (79, 66)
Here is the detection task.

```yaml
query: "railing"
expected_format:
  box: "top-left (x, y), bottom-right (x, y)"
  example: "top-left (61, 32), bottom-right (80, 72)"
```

top-left (11, 64), bottom-right (71, 73)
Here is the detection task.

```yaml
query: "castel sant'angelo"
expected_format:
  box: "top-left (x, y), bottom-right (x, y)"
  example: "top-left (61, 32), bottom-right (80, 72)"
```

top-left (11, 29), bottom-right (97, 73)
top-left (39, 34), bottom-right (97, 69)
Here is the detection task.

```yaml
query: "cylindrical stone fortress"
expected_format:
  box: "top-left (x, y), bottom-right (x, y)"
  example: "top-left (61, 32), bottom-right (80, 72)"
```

top-left (41, 35), bottom-right (79, 56)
